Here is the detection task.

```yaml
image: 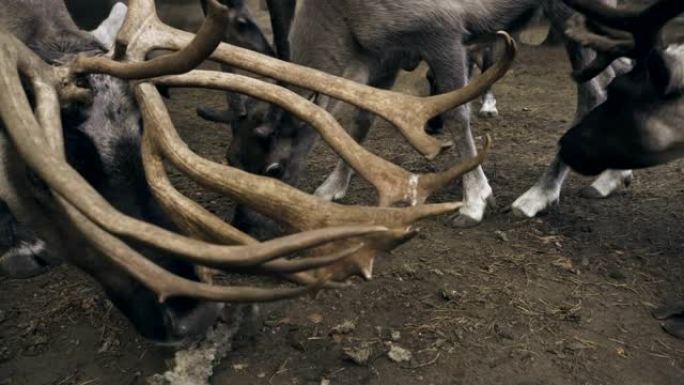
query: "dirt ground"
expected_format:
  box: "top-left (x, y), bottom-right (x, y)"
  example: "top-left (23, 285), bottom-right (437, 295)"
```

top-left (2, 16), bottom-right (684, 385)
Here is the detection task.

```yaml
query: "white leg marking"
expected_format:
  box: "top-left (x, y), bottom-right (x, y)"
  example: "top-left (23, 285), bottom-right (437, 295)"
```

top-left (457, 167), bottom-right (493, 224)
top-left (315, 161), bottom-right (355, 201)
top-left (582, 169), bottom-right (633, 198)
top-left (91, 3), bottom-right (128, 49)
top-left (478, 92), bottom-right (499, 118)
top-left (512, 157), bottom-right (570, 218)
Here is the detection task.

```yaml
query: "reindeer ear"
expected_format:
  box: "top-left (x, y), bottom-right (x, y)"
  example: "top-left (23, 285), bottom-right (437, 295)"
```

top-left (648, 46), bottom-right (684, 97)
top-left (232, 11), bottom-right (277, 57)
top-left (91, 2), bottom-right (127, 49)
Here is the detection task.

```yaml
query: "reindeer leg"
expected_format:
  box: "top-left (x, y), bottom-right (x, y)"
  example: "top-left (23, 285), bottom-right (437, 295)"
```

top-left (316, 58), bottom-right (373, 201)
top-left (653, 302), bottom-right (684, 340)
top-left (425, 40), bottom-right (494, 227)
top-left (512, 156), bottom-right (569, 218)
top-left (477, 46), bottom-right (499, 118)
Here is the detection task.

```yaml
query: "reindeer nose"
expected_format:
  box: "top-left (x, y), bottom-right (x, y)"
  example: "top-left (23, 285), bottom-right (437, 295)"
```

top-left (264, 163), bottom-right (284, 178)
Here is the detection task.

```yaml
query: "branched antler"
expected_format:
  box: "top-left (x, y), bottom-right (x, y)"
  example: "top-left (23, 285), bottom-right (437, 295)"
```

top-left (0, 0), bottom-right (515, 301)
top-left (81, 0), bottom-right (516, 160)
top-left (0, 11), bottom-right (384, 302)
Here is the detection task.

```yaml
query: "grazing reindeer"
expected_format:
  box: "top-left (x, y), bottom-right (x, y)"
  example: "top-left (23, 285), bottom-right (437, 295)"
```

top-left (557, 0), bottom-right (684, 339)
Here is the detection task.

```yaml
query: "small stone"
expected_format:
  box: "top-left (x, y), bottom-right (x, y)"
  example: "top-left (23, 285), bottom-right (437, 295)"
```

top-left (494, 323), bottom-right (515, 340)
top-left (390, 330), bottom-right (401, 341)
top-left (343, 344), bottom-right (372, 365)
top-left (232, 363), bottom-right (249, 371)
top-left (494, 230), bottom-right (509, 242)
top-left (440, 288), bottom-right (460, 302)
top-left (331, 320), bottom-right (356, 335)
top-left (307, 313), bottom-right (324, 324)
top-left (387, 344), bottom-right (412, 363)
top-left (552, 258), bottom-right (576, 274)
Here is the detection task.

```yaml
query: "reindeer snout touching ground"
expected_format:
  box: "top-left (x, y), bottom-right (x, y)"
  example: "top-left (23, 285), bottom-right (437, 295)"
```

top-left (164, 303), bottom-right (227, 345)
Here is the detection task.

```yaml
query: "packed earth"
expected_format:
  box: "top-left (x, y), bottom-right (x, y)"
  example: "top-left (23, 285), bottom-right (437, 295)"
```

top-left (1, 7), bottom-right (684, 385)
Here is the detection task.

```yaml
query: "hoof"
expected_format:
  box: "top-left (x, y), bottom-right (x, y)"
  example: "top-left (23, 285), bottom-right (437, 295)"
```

top-left (511, 198), bottom-right (558, 219)
top-left (662, 319), bottom-right (684, 340)
top-left (478, 109), bottom-right (499, 118)
top-left (450, 213), bottom-right (482, 228)
top-left (486, 194), bottom-right (498, 210)
top-left (579, 186), bottom-right (605, 199)
top-left (450, 195), bottom-right (494, 228)
top-left (653, 302), bottom-right (684, 320)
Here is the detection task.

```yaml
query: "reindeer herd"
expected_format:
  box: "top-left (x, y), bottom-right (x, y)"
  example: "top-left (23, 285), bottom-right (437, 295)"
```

top-left (0, 0), bottom-right (682, 373)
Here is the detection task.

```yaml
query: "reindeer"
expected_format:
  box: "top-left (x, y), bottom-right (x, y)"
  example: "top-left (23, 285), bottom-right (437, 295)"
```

top-left (554, 0), bottom-right (684, 339)
top-left (210, 0), bottom-right (634, 229)
top-left (0, 0), bottom-right (496, 344)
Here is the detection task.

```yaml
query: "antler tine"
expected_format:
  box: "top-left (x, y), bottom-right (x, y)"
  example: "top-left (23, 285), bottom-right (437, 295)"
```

top-left (136, 82), bottom-right (462, 279)
top-left (61, 200), bottom-right (326, 303)
top-left (73, 0), bottom-right (229, 79)
top-left (141, 132), bottom-right (352, 285)
top-left (141, 132), bottom-right (258, 246)
top-left (155, 66), bottom-right (492, 207)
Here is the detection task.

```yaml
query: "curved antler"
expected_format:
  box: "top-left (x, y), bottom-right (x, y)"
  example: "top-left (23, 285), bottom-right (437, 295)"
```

top-left (79, 4), bottom-right (516, 160)
top-left (136, 82), bottom-right (463, 279)
top-left (0, 29), bottom-right (386, 302)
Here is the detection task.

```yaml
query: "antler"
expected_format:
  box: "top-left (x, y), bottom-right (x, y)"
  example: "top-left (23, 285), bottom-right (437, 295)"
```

top-left (563, 0), bottom-right (684, 81)
top-left (0, 9), bottom-right (388, 302)
top-left (54, 0), bottom-right (512, 279)
top-left (76, 0), bottom-right (515, 207)
top-left (79, 0), bottom-right (515, 160)
top-left (154, 70), bottom-right (492, 207)
top-left (136, 81), bottom-right (462, 279)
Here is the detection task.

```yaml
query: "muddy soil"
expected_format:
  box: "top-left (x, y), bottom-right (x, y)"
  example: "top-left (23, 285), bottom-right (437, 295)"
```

top-left (2, 18), bottom-right (684, 385)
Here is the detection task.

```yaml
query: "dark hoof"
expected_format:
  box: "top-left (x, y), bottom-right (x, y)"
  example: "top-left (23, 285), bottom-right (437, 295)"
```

top-left (662, 319), bottom-right (684, 340)
top-left (486, 195), bottom-right (498, 210)
top-left (450, 214), bottom-right (481, 228)
top-left (653, 302), bottom-right (684, 320)
top-left (0, 239), bottom-right (59, 279)
top-left (579, 186), bottom-right (605, 199)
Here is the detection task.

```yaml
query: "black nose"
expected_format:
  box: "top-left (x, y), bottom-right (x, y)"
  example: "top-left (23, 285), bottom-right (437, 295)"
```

top-left (264, 162), bottom-right (284, 178)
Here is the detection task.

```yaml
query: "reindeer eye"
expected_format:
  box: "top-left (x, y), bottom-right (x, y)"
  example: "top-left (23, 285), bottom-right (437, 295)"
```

top-left (236, 17), bottom-right (249, 28)
top-left (75, 76), bottom-right (91, 90)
